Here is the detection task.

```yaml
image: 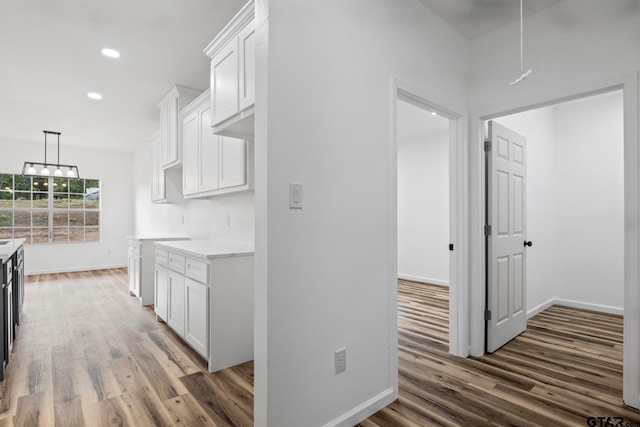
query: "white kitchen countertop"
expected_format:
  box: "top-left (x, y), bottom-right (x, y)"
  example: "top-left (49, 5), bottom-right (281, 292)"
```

top-left (154, 239), bottom-right (254, 259)
top-left (0, 239), bottom-right (26, 259)
top-left (126, 235), bottom-right (189, 241)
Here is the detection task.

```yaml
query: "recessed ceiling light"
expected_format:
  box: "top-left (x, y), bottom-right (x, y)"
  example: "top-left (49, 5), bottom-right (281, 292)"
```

top-left (431, 111), bottom-right (437, 116)
top-left (101, 48), bottom-right (120, 58)
top-left (88, 92), bottom-right (102, 100)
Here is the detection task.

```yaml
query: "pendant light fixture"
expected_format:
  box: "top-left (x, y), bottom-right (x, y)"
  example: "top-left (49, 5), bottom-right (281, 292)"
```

top-left (22, 131), bottom-right (80, 179)
top-left (509, 0), bottom-right (533, 86)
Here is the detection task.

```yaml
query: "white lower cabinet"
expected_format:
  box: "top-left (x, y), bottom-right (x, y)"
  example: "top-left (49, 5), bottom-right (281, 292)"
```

top-left (167, 271), bottom-right (185, 336)
top-left (185, 278), bottom-right (209, 357)
top-left (128, 241), bottom-right (141, 298)
top-left (154, 243), bottom-right (253, 372)
top-left (154, 264), bottom-right (168, 321)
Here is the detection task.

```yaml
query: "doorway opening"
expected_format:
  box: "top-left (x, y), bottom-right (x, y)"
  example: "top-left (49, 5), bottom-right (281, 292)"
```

top-left (484, 89), bottom-right (624, 353)
top-left (396, 94), bottom-right (452, 354)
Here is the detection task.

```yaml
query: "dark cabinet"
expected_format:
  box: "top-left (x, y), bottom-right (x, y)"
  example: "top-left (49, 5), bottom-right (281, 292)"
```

top-left (1, 244), bottom-right (24, 381)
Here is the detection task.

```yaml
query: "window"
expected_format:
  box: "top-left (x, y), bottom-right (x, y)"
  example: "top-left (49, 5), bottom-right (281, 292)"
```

top-left (0, 174), bottom-right (100, 244)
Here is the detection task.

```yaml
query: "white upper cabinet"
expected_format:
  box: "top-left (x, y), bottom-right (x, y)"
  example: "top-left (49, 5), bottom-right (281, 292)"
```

top-left (151, 132), bottom-right (182, 204)
top-left (238, 20), bottom-right (255, 112)
top-left (204, 0), bottom-right (255, 140)
top-left (182, 90), bottom-right (253, 199)
top-left (150, 136), bottom-right (165, 202)
top-left (157, 85), bottom-right (202, 169)
top-left (210, 42), bottom-right (239, 127)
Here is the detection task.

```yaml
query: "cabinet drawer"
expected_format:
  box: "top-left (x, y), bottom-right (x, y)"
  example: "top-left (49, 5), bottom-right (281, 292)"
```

top-left (156, 249), bottom-right (169, 266)
top-left (168, 253), bottom-right (186, 274)
top-left (185, 258), bottom-right (209, 284)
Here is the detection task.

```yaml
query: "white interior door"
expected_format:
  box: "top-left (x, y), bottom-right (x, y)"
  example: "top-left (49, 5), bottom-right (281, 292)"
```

top-left (486, 120), bottom-right (528, 353)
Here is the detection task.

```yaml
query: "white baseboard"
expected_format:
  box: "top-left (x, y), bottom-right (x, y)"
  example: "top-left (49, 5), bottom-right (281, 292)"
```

top-left (527, 297), bottom-right (623, 318)
top-left (553, 298), bottom-right (623, 316)
top-left (323, 387), bottom-right (396, 427)
top-left (527, 298), bottom-right (555, 319)
top-left (397, 274), bottom-right (449, 287)
top-left (25, 263), bottom-right (127, 276)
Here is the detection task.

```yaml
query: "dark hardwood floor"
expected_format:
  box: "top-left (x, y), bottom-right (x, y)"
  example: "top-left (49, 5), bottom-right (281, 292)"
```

top-left (1, 271), bottom-right (638, 426)
top-left (360, 279), bottom-right (640, 426)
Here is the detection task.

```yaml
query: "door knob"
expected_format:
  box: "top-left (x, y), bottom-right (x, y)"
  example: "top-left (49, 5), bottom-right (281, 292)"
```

top-left (524, 241), bottom-right (533, 247)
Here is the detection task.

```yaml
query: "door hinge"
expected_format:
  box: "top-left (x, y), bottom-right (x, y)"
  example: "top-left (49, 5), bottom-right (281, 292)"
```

top-left (484, 224), bottom-right (492, 236)
top-left (449, 243), bottom-right (454, 251)
top-left (484, 140), bottom-right (492, 152)
top-left (484, 309), bottom-right (492, 321)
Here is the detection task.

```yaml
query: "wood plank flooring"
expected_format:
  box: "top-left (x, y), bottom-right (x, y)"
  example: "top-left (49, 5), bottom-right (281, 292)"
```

top-left (0, 269), bottom-right (253, 426)
top-left (359, 279), bottom-right (640, 426)
top-left (1, 271), bottom-right (638, 426)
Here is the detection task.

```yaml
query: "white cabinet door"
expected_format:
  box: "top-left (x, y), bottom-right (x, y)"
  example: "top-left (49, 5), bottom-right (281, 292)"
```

top-left (238, 20), bottom-right (255, 112)
top-left (128, 255), bottom-right (140, 297)
top-left (182, 111), bottom-right (200, 196)
top-left (210, 40), bottom-right (238, 126)
top-left (154, 265), bottom-right (168, 321)
top-left (167, 271), bottom-right (185, 337)
top-left (199, 107), bottom-right (220, 193)
top-left (185, 278), bottom-right (209, 358)
top-left (151, 140), bottom-right (165, 202)
top-left (128, 252), bottom-right (136, 294)
top-left (219, 136), bottom-right (246, 189)
top-left (160, 97), bottom-right (179, 168)
top-left (159, 103), bottom-right (170, 166)
top-left (165, 97), bottom-right (179, 166)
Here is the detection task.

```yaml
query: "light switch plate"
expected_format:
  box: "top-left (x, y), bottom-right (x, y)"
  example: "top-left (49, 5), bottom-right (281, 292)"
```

top-left (289, 183), bottom-right (303, 209)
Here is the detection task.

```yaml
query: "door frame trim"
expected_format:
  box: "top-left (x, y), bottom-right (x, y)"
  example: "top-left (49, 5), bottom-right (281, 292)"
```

top-left (468, 72), bottom-right (639, 409)
top-left (391, 78), bottom-right (469, 359)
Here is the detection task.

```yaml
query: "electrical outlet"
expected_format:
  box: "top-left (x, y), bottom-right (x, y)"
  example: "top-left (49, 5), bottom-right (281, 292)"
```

top-left (335, 348), bottom-right (346, 374)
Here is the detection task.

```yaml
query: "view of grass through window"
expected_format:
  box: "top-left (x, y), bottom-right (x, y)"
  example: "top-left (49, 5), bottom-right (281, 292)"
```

top-left (0, 174), bottom-right (100, 244)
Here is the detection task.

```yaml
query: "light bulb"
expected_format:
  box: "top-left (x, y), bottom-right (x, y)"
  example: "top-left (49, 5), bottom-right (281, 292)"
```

top-left (27, 164), bottom-right (36, 174)
top-left (67, 169), bottom-right (75, 178)
top-left (41, 166), bottom-right (50, 176)
top-left (101, 48), bottom-right (120, 58)
top-left (55, 167), bottom-right (63, 177)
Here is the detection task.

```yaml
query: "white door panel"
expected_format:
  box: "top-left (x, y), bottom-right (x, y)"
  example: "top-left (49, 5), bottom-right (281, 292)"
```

top-left (487, 121), bottom-right (528, 353)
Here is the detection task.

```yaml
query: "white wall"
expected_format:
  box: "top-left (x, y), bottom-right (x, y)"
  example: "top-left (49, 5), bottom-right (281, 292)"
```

top-left (0, 139), bottom-right (133, 274)
top-left (132, 139), bottom-right (254, 243)
top-left (553, 91), bottom-right (624, 309)
top-left (255, 0), bottom-right (469, 425)
top-left (497, 91), bottom-right (624, 315)
top-left (397, 129), bottom-right (449, 285)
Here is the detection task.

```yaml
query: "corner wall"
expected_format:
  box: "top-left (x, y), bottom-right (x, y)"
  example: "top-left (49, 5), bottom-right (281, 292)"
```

top-left (132, 139), bottom-right (255, 244)
top-left (497, 91), bottom-right (624, 315)
top-left (398, 130), bottom-right (449, 286)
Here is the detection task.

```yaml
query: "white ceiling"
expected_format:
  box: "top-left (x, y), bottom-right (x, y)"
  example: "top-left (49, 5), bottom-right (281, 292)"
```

top-left (397, 99), bottom-right (449, 142)
top-left (0, 0), bottom-right (247, 153)
top-left (416, 0), bottom-right (567, 39)
top-left (0, 0), bottom-right (571, 154)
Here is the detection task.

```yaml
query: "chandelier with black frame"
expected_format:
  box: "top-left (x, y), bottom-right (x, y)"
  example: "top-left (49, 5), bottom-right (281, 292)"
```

top-left (22, 130), bottom-right (80, 179)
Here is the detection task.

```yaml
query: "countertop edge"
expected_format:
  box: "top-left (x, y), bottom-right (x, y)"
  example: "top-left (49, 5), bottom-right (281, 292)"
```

top-left (0, 239), bottom-right (26, 259)
top-left (154, 240), bottom-right (254, 260)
